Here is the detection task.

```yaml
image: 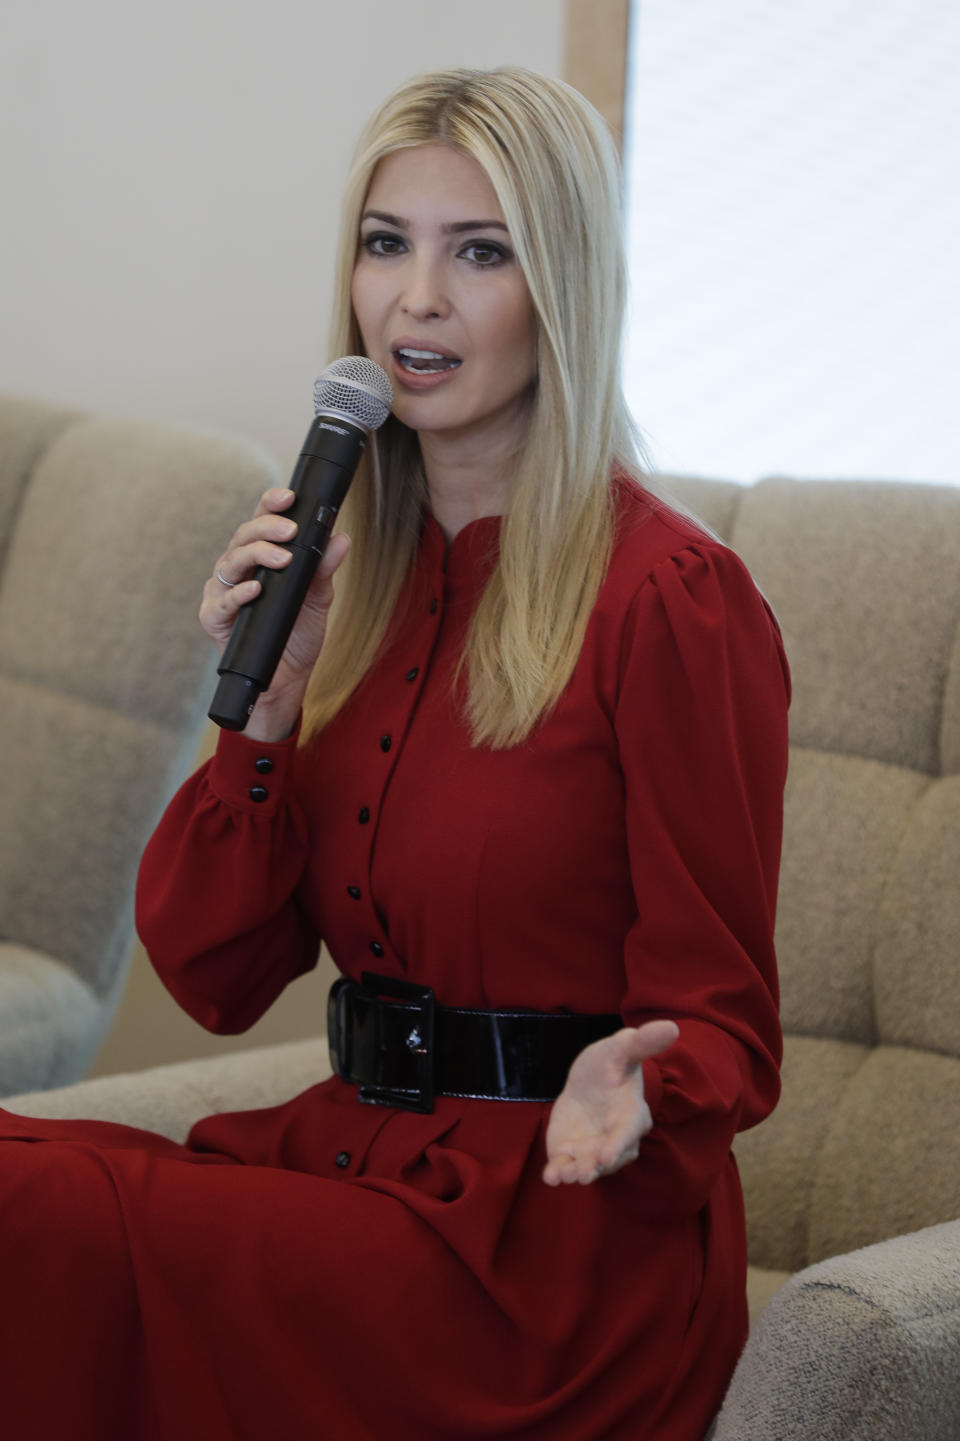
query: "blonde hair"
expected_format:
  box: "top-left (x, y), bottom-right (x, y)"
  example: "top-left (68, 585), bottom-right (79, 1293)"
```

top-left (302, 67), bottom-right (650, 748)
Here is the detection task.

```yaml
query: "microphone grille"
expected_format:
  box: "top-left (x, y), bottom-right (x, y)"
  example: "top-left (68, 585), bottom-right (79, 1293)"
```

top-left (313, 356), bottom-right (393, 432)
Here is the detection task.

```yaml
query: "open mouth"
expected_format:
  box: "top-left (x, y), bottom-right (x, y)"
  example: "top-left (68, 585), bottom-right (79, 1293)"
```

top-left (394, 347), bottom-right (462, 375)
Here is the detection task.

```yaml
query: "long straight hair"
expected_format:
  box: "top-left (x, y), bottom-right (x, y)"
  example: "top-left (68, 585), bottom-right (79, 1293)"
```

top-left (302, 67), bottom-right (651, 748)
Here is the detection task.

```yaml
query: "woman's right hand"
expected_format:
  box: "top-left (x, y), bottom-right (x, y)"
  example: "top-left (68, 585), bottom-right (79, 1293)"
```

top-left (200, 486), bottom-right (351, 743)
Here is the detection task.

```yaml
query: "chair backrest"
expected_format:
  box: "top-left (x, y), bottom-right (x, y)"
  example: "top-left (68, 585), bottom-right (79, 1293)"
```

top-left (667, 474), bottom-right (960, 1271)
top-left (0, 393), bottom-right (279, 1090)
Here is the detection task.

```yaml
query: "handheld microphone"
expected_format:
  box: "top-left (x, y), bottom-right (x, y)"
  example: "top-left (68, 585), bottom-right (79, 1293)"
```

top-left (209, 356), bottom-right (393, 731)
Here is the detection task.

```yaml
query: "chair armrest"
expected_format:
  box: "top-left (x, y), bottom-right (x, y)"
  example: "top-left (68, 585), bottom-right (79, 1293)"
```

top-left (4, 1038), bottom-right (331, 1143)
top-left (712, 1219), bottom-right (960, 1441)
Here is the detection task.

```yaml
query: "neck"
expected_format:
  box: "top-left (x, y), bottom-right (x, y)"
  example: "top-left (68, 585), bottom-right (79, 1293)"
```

top-left (419, 423), bottom-right (523, 545)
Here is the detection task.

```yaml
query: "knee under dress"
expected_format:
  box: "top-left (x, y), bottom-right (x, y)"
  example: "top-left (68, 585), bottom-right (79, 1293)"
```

top-left (0, 481), bottom-right (791, 1440)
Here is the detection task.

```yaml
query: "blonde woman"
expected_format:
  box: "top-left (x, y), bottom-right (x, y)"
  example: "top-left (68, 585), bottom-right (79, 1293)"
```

top-left (0, 69), bottom-right (790, 1441)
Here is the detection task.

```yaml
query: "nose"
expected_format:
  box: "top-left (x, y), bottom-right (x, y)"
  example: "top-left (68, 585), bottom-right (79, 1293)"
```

top-left (400, 253), bottom-right (450, 321)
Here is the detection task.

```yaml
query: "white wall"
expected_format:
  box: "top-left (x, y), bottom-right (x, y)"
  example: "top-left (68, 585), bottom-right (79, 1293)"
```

top-left (0, 0), bottom-right (564, 471)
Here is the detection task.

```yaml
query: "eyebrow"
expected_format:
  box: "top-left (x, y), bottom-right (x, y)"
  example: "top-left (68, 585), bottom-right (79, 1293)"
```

top-left (361, 209), bottom-right (509, 234)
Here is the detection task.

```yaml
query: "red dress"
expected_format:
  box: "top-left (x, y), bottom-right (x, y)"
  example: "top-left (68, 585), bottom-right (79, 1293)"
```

top-left (0, 482), bottom-right (790, 1441)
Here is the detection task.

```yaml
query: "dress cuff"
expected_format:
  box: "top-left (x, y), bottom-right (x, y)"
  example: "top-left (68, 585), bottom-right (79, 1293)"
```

top-left (206, 713), bottom-right (302, 816)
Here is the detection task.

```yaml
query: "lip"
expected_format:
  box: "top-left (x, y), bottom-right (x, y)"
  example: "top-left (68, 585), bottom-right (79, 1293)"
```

top-left (391, 337), bottom-right (463, 362)
top-left (389, 337), bottom-right (464, 392)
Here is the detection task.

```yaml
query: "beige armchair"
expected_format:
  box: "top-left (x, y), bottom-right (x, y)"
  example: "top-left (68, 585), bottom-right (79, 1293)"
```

top-left (8, 472), bottom-right (960, 1439)
top-left (671, 475), bottom-right (960, 1439)
top-left (0, 394), bottom-right (279, 1095)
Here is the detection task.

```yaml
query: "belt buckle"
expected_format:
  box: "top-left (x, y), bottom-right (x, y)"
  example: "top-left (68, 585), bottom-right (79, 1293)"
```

top-left (326, 976), bottom-right (354, 1081)
top-left (358, 971), bottom-right (436, 1114)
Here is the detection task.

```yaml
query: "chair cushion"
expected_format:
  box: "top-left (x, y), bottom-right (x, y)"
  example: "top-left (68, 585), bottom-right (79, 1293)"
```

top-left (0, 395), bottom-right (81, 570)
top-left (808, 1046), bottom-right (960, 1263)
top-left (735, 1035), bottom-right (869, 1273)
top-left (6, 1036), bottom-right (331, 1142)
top-left (0, 678), bottom-right (179, 996)
top-left (874, 775), bottom-right (960, 1054)
top-left (776, 747), bottom-right (927, 1042)
top-left (0, 942), bottom-right (102, 1096)
top-left (0, 414), bottom-right (274, 730)
top-left (714, 1221), bottom-right (960, 1441)
top-left (730, 477), bottom-right (960, 775)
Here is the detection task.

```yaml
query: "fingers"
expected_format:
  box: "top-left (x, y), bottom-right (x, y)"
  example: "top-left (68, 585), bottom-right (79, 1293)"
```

top-left (200, 488), bottom-right (301, 649)
top-left (252, 486), bottom-right (297, 519)
top-left (217, 494), bottom-right (299, 587)
top-left (541, 1023), bottom-right (675, 1190)
top-left (543, 1152), bottom-right (598, 1187)
top-left (213, 489), bottom-right (351, 593)
top-left (615, 1019), bottom-right (680, 1068)
top-left (542, 1140), bottom-right (641, 1188)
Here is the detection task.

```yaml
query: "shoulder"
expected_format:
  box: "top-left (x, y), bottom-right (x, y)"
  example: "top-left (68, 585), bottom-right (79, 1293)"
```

top-left (601, 473), bottom-right (749, 611)
top-left (591, 475), bottom-right (789, 699)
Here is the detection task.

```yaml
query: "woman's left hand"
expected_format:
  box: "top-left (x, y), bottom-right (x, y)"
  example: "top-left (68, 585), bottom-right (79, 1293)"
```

top-left (542, 1020), bottom-right (680, 1186)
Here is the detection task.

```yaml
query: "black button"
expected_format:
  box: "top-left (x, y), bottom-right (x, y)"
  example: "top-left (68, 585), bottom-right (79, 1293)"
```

top-left (429, 598), bottom-right (438, 614)
top-left (380, 734), bottom-right (392, 752)
top-left (347, 885), bottom-right (362, 900)
top-left (254, 757), bottom-right (274, 774)
top-left (405, 667), bottom-right (419, 683)
top-left (335, 1151), bottom-right (351, 1168)
top-left (369, 940), bottom-right (384, 958)
top-left (248, 785), bottom-right (269, 803)
top-left (358, 807), bottom-right (370, 824)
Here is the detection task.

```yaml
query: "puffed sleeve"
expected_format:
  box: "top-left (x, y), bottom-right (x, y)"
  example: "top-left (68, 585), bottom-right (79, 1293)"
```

top-left (615, 542), bottom-right (791, 1217)
top-left (134, 718), bottom-right (320, 1034)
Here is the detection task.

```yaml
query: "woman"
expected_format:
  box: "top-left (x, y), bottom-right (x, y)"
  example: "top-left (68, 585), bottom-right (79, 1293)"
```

top-left (0, 68), bottom-right (789, 1440)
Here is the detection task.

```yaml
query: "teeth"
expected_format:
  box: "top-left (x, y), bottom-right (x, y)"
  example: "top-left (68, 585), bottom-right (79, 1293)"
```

top-left (396, 347), bottom-right (462, 375)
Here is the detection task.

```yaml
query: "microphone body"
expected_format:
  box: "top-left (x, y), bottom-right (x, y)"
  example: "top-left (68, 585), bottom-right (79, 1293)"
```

top-left (208, 415), bottom-right (367, 731)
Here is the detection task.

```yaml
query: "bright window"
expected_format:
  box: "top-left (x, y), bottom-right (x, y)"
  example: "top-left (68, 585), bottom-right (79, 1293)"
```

top-left (623, 1), bottom-right (959, 484)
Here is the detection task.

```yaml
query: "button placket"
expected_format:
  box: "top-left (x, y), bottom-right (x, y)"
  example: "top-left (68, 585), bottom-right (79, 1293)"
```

top-left (344, 572), bottom-right (444, 971)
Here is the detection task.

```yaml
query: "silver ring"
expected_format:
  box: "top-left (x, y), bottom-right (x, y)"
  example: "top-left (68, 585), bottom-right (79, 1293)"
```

top-left (216, 569), bottom-right (236, 588)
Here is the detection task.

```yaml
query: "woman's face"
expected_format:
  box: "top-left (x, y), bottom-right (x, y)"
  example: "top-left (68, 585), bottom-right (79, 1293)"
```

top-left (351, 144), bottom-right (538, 453)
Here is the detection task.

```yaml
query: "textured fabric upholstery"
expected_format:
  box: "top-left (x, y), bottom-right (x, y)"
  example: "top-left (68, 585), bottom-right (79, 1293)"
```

top-left (5, 472), bottom-right (959, 1438)
top-left (713, 1221), bottom-right (960, 1441)
top-left (661, 475), bottom-right (960, 1440)
top-left (0, 394), bottom-right (280, 1094)
top-left (9, 1038), bottom-right (330, 1144)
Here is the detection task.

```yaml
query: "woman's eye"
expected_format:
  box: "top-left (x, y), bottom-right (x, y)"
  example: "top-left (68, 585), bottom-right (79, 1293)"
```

top-left (461, 241), bottom-right (507, 267)
top-left (362, 232), bottom-right (405, 256)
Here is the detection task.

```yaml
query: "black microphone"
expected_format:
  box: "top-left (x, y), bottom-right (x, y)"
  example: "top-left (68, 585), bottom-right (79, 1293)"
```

top-left (209, 356), bottom-right (393, 731)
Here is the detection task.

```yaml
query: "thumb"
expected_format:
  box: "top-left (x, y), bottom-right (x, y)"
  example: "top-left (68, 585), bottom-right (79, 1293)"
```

top-left (618, 1019), bottom-right (680, 1067)
top-left (318, 531), bottom-right (351, 579)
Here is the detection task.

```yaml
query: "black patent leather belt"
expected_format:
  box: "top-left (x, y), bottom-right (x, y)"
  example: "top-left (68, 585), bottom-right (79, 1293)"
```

top-left (327, 972), bottom-right (622, 1114)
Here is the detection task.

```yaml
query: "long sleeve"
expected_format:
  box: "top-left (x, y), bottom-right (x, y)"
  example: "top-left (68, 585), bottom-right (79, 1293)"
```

top-left (135, 720), bottom-right (320, 1033)
top-left (615, 542), bottom-right (791, 1217)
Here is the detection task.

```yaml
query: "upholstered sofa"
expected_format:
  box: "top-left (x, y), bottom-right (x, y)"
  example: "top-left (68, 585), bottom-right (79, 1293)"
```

top-left (7, 470), bottom-right (960, 1439)
top-left (0, 393), bottom-right (279, 1095)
